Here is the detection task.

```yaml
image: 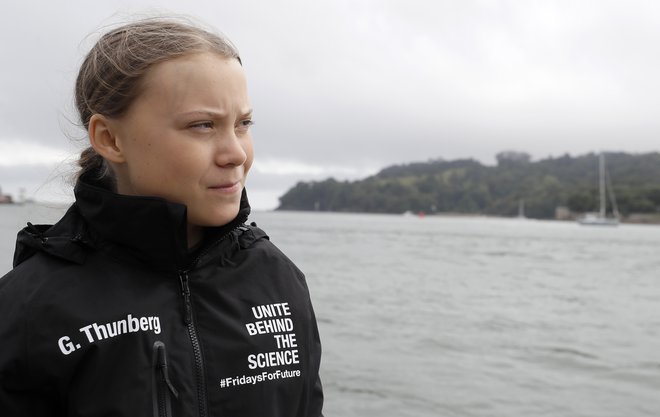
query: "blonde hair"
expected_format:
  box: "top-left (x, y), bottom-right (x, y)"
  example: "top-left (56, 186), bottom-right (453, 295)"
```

top-left (75, 17), bottom-right (241, 186)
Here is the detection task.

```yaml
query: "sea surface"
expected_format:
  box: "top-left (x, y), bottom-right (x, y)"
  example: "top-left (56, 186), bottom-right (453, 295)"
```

top-left (2, 204), bottom-right (660, 416)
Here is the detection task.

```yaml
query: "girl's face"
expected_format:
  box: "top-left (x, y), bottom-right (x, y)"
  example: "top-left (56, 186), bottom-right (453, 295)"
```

top-left (109, 52), bottom-right (254, 242)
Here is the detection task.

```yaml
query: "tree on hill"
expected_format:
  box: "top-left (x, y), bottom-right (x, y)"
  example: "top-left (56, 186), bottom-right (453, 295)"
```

top-left (277, 152), bottom-right (660, 219)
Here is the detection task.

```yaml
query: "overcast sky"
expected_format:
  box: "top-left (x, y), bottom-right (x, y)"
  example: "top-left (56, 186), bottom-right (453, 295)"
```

top-left (2, 0), bottom-right (660, 209)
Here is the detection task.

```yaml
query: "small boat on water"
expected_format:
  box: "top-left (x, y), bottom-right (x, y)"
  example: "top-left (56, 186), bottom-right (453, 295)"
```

top-left (578, 153), bottom-right (620, 226)
top-left (516, 199), bottom-right (527, 220)
top-left (578, 212), bottom-right (619, 226)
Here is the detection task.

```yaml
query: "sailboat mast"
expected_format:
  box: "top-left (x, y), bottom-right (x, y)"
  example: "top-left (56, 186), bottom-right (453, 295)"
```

top-left (599, 152), bottom-right (606, 218)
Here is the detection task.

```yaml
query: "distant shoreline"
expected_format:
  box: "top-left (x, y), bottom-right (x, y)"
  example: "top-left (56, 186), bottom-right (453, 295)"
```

top-left (273, 209), bottom-right (660, 225)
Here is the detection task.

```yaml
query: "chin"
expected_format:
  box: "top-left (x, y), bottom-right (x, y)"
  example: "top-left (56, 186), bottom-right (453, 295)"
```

top-left (193, 206), bottom-right (241, 228)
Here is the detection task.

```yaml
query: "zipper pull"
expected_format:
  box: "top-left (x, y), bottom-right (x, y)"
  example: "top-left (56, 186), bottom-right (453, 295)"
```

top-left (155, 341), bottom-right (179, 399)
top-left (178, 271), bottom-right (192, 325)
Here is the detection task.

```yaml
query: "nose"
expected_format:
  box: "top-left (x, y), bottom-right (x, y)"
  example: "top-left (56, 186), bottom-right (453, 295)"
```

top-left (214, 129), bottom-right (248, 167)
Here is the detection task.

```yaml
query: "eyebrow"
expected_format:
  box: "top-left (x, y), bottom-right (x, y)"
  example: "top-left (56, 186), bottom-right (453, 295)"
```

top-left (178, 108), bottom-right (253, 119)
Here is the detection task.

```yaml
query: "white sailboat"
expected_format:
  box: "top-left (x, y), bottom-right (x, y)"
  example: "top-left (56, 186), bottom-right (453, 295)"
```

top-left (517, 199), bottom-right (527, 219)
top-left (578, 152), bottom-right (620, 226)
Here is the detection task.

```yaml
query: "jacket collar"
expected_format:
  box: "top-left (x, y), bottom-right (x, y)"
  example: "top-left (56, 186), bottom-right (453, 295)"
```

top-left (14, 174), bottom-right (251, 271)
top-left (74, 176), bottom-right (251, 271)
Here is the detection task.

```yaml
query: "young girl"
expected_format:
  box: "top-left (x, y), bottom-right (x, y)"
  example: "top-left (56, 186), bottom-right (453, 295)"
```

top-left (0, 17), bottom-right (323, 417)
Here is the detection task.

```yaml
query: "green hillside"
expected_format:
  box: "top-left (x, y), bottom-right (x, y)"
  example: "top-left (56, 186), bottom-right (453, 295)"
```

top-left (276, 152), bottom-right (660, 219)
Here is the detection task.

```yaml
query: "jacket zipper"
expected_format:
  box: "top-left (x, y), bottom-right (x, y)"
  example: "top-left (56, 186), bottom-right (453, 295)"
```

top-left (178, 270), bottom-right (208, 417)
top-left (176, 220), bottom-right (247, 417)
top-left (152, 341), bottom-right (179, 417)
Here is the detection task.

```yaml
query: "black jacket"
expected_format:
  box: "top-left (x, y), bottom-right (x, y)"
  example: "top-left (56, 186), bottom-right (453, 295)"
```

top-left (0, 177), bottom-right (323, 417)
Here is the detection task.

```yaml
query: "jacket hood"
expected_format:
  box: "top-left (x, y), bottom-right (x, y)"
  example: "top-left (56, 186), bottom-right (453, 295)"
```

top-left (13, 175), bottom-right (251, 271)
top-left (13, 205), bottom-right (90, 268)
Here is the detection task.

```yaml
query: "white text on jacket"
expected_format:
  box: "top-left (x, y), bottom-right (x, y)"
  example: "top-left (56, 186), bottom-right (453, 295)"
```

top-left (245, 302), bottom-right (300, 370)
top-left (57, 314), bottom-right (161, 355)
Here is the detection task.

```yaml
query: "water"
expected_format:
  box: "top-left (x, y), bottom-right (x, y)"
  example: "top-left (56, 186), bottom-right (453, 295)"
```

top-left (2, 205), bottom-right (660, 416)
top-left (0, 203), bottom-right (69, 272)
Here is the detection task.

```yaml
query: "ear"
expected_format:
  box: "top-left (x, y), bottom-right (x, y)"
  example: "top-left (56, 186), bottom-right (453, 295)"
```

top-left (88, 114), bottom-right (126, 164)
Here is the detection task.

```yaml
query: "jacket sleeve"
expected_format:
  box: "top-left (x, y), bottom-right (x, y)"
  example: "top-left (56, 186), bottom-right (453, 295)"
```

top-left (307, 301), bottom-right (324, 417)
top-left (0, 271), bottom-right (53, 416)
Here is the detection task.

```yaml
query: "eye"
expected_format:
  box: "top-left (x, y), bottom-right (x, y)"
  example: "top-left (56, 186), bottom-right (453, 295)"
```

top-left (189, 121), bottom-right (214, 130)
top-left (237, 119), bottom-right (255, 131)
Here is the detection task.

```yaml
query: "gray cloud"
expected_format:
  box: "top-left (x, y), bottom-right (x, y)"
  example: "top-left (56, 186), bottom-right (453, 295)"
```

top-left (2, 1), bottom-right (660, 208)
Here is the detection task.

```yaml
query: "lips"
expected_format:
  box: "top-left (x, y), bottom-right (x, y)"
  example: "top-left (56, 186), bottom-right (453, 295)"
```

top-left (208, 181), bottom-right (242, 194)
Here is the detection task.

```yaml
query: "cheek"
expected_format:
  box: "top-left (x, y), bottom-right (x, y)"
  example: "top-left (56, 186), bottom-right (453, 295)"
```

top-left (131, 142), bottom-right (204, 185)
top-left (166, 151), bottom-right (210, 184)
top-left (243, 138), bottom-right (255, 175)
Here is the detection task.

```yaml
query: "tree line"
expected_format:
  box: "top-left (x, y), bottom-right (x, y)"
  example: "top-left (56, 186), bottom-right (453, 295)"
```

top-left (276, 151), bottom-right (660, 219)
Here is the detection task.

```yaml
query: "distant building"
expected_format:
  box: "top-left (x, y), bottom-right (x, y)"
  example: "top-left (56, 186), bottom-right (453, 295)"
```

top-left (555, 206), bottom-right (572, 220)
top-left (0, 187), bottom-right (14, 204)
top-left (625, 213), bottom-right (660, 224)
